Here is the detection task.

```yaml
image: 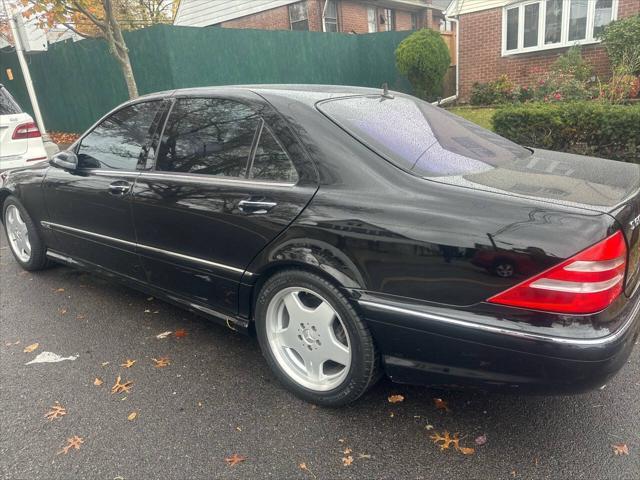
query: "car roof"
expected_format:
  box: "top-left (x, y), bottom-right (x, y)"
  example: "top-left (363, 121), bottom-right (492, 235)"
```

top-left (138, 84), bottom-right (387, 105)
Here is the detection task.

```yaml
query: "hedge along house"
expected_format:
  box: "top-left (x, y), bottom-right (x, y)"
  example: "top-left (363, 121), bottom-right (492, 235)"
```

top-left (445, 0), bottom-right (640, 101)
top-left (174, 0), bottom-right (452, 34)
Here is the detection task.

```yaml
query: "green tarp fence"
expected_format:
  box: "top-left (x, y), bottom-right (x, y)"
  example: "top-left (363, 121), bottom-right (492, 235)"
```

top-left (0, 24), bottom-right (412, 133)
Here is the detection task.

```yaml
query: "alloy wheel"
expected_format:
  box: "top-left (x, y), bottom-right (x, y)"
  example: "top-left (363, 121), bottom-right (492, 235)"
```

top-left (5, 205), bottom-right (31, 263)
top-left (265, 287), bottom-right (351, 392)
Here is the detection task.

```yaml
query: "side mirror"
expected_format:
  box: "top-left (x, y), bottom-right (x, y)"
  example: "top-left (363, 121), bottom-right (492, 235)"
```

top-left (50, 151), bottom-right (78, 170)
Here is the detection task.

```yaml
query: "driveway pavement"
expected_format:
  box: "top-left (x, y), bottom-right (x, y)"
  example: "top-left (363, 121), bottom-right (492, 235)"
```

top-left (1, 230), bottom-right (638, 479)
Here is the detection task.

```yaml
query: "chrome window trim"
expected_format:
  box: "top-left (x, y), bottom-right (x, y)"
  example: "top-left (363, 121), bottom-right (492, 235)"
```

top-left (358, 299), bottom-right (640, 346)
top-left (137, 171), bottom-right (296, 188)
top-left (41, 221), bottom-right (250, 276)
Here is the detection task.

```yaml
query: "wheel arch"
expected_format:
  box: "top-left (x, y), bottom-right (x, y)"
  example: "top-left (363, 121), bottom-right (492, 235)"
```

top-left (242, 259), bottom-right (364, 327)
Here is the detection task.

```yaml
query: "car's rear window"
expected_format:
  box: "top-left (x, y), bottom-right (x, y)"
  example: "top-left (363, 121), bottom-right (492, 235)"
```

top-left (317, 95), bottom-right (531, 177)
top-left (0, 86), bottom-right (22, 115)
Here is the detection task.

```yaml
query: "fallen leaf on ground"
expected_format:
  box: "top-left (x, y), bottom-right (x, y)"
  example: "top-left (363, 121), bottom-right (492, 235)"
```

top-left (175, 328), bottom-right (187, 338)
top-left (76, 314), bottom-right (86, 320)
top-left (612, 443), bottom-right (629, 455)
top-left (144, 309), bottom-right (151, 313)
top-left (475, 434), bottom-right (488, 446)
top-left (120, 359), bottom-right (136, 368)
top-left (225, 453), bottom-right (246, 466)
top-left (127, 411), bottom-right (137, 421)
top-left (156, 331), bottom-right (172, 339)
top-left (146, 297), bottom-right (154, 301)
top-left (458, 446), bottom-right (475, 455)
top-left (388, 394), bottom-right (405, 404)
top-left (93, 378), bottom-right (103, 386)
top-left (152, 357), bottom-right (170, 368)
top-left (299, 462), bottom-right (316, 477)
top-left (343, 448), bottom-right (352, 455)
top-left (342, 455), bottom-right (354, 466)
top-left (111, 376), bottom-right (133, 394)
top-left (57, 436), bottom-right (84, 455)
top-left (101, 362), bottom-right (110, 366)
top-left (58, 308), bottom-right (68, 315)
top-left (55, 288), bottom-right (65, 293)
top-left (425, 424), bottom-right (434, 430)
top-left (431, 431), bottom-right (460, 451)
top-left (433, 397), bottom-right (451, 412)
top-left (358, 453), bottom-right (372, 459)
top-left (45, 402), bottom-right (67, 421)
top-left (23, 343), bottom-right (39, 353)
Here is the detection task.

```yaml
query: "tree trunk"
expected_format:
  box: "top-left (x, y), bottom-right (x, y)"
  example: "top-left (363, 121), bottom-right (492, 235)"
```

top-left (117, 47), bottom-right (139, 99)
top-left (102, 0), bottom-right (139, 99)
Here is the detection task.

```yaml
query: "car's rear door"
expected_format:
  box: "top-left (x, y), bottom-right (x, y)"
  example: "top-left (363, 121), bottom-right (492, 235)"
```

top-left (43, 100), bottom-right (166, 280)
top-left (131, 93), bottom-right (317, 315)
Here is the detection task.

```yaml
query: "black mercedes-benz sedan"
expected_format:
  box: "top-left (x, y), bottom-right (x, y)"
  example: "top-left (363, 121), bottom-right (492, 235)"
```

top-left (2, 85), bottom-right (639, 406)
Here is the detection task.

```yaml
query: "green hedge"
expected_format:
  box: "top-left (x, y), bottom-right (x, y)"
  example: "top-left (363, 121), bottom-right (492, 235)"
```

top-left (492, 102), bottom-right (640, 162)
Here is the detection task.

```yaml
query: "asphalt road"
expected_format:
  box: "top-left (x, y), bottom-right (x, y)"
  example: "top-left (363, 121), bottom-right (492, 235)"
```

top-left (1, 230), bottom-right (639, 480)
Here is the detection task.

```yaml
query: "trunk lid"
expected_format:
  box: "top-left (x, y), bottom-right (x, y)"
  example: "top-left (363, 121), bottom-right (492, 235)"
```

top-left (0, 112), bottom-right (31, 158)
top-left (454, 149), bottom-right (640, 296)
top-left (612, 191), bottom-right (640, 296)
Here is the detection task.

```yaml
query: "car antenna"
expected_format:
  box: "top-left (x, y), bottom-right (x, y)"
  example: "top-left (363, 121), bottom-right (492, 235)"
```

top-left (380, 82), bottom-right (394, 101)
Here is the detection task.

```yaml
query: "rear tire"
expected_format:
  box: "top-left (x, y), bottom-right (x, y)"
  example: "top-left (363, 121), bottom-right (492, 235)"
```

top-left (2, 196), bottom-right (49, 271)
top-left (255, 269), bottom-right (380, 406)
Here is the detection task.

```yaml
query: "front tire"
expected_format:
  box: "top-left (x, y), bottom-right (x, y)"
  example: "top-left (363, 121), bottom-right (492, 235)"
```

top-left (2, 196), bottom-right (48, 271)
top-left (255, 270), bottom-right (380, 406)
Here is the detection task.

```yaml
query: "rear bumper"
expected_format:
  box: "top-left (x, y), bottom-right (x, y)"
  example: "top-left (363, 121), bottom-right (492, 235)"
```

top-left (357, 291), bottom-right (640, 393)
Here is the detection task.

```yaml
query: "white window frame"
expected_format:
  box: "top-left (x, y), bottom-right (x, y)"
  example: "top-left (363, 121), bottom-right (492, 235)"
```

top-left (367, 7), bottom-right (377, 32)
top-left (501, 0), bottom-right (618, 56)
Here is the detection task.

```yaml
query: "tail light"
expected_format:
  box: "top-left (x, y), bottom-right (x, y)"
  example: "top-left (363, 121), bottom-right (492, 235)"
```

top-left (488, 231), bottom-right (627, 314)
top-left (12, 122), bottom-right (41, 140)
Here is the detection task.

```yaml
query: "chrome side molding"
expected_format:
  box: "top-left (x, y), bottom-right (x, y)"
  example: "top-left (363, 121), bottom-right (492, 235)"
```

top-left (41, 221), bottom-right (251, 276)
top-left (358, 299), bottom-right (640, 347)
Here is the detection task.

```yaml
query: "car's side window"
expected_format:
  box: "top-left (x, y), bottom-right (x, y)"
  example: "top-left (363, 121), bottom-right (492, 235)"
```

top-left (250, 125), bottom-right (299, 183)
top-left (155, 98), bottom-right (261, 177)
top-left (76, 101), bottom-right (162, 171)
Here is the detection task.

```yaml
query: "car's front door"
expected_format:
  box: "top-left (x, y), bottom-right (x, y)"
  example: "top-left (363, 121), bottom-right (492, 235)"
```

top-left (131, 95), bottom-right (318, 314)
top-left (43, 100), bottom-right (165, 280)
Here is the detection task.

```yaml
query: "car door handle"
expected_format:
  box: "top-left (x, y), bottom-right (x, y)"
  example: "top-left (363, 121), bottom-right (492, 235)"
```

top-left (108, 181), bottom-right (132, 195)
top-left (238, 200), bottom-right (277, 214)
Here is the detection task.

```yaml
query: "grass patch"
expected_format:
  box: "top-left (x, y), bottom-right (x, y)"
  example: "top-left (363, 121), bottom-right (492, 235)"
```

top-left (447, 107), bottom-right (496, 131)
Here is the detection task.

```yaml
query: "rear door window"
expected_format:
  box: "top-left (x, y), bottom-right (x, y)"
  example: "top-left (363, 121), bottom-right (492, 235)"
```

top-left (317, 95), bottom-right (531, 177)
top-left (0, 86), bottom-right (22, 115)
top-left (249, 124), bottom-right (298, 183)
top-left (156, 98), bottom-right (261, 177)
top-left (76, 101), bottom-right (163, 170)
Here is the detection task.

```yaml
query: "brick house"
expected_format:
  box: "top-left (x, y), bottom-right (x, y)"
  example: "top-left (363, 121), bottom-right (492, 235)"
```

top-left (445, 0), bottom-right (640, 101)
top-left (174, 1), bottom-right (452, 33)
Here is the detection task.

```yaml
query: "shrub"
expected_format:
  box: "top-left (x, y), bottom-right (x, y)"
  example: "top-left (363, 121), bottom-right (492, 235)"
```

top-left (531, 47), bottom-right (596, 102)
top-left (601, 14), bottom-right (640, 74)
top-left (395, 29), bottom-right (451, 101)
top-left (470, 75), bottom-right (516, 105)
top-left (492, 102), bottom-right (640, 162)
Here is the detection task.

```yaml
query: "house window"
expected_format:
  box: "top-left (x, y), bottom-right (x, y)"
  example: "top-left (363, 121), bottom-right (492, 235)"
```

top-left (411, 12), bottom-right (419, 30)
top-left (381, 8), bottom-right (395, 31)
top-left (503, 0), bottom-right (618, 55)
top-left (324, 0), bottom-right (338, 32)
top-left (289, 1), bottom-right (309, 31)
top-left (367, 7), bottom-right (377, 32)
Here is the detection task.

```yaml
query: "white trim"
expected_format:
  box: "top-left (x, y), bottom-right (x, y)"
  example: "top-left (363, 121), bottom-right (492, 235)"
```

top-left (501, 0), bottom-right (618, 56)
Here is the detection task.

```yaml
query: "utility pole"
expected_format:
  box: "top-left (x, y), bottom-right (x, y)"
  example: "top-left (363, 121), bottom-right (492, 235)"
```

top-left (2, 0), bottom-right (47, 136)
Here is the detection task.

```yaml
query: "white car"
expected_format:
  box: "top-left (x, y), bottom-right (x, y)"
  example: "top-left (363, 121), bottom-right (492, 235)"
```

top-left (0, 84), bottom-right (48, 171)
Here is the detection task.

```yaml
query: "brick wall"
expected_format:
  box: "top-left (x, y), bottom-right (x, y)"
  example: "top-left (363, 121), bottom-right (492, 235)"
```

top-left (395, 10), bottom-right (414, 31)
top-left (221, 1), bottom-right (432, 34)
top-left (340, 1), bottom-right (370, 33)
top-left (221, 5), bottom-right (291, 30)
top-left (457, 0), bottom-right (640, 101)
